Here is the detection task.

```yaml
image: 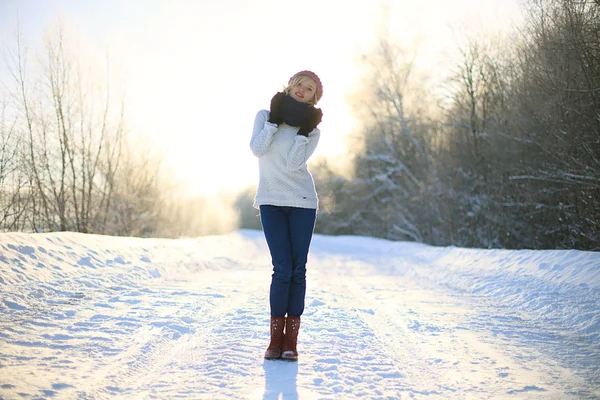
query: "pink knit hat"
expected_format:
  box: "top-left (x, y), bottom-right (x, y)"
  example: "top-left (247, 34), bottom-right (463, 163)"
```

top-left (289, 70), bottom-right (323, 101)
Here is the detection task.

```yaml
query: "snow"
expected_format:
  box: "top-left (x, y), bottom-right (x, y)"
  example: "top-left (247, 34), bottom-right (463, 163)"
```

top-left (1, 230), bottom-right (599, 399)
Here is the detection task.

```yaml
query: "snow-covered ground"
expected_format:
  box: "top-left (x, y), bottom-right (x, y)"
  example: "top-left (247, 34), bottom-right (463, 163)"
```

top-left (1, 230), bottom-right (599, 399)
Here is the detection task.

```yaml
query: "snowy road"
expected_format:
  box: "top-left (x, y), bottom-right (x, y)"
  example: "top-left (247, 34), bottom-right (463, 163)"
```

top-left (1, 230), bottom-right (599, 399)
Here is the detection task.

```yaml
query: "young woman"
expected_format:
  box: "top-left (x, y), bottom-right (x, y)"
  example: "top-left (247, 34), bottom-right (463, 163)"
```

top-left (250, 71), bottom-right (323, 361)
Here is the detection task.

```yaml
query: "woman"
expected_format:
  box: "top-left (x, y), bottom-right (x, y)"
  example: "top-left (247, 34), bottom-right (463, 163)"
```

top-left (250, 70), bottom-right (323, 361)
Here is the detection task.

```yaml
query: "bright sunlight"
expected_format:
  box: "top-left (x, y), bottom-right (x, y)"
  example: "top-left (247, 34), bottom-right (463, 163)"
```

top-left (0, 0), bottom-right (520, 196)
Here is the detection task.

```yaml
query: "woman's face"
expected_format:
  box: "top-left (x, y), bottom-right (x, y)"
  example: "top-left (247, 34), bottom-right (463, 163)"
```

top-left (289, 77), bottom-right (317, 104)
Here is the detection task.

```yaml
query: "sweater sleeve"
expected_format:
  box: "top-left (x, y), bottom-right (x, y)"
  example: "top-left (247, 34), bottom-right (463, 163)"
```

top-left (286, 128), bottom-right (321, 171)
top-left (250, 110), bottom-right (278, 157)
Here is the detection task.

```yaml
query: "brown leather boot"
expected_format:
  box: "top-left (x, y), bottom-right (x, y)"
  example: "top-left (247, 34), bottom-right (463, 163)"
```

top-left (281, 316), bottom-right (300, 361)
top-left (264, 316), bottom-right (286, 360)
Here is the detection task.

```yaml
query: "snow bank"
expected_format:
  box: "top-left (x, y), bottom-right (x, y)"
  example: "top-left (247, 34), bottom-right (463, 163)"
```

top-left (0, 231), bottom-right (266, 315)
top-left (312, 234), bottom-right (600, 343)
top-left (2, 230), bottom-right (599, 343)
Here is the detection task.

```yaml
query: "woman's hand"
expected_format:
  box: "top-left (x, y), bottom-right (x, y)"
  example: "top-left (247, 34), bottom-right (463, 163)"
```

top-left (297, 107), bottom-right (323, 137)
top-left (268, 92), bottom-right (285, 125)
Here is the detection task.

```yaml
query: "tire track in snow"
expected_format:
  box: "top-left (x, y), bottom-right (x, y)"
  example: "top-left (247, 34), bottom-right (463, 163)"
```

top-left (136, 281), bottom-right (270, 398)
top-left (339, 270), bottom-right (587, 399)
top-left (342, 279), bottom-right (454, 396)
top-left (339, 275), bottom-right (503, 398)
top-left (81, 271), bottom-right (263, 398)
top-left (296, 283), bottom-right (411, 398)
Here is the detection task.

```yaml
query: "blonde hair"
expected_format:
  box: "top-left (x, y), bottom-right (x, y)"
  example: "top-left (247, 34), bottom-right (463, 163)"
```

top-left (283, 76), bottom-right (318, 105)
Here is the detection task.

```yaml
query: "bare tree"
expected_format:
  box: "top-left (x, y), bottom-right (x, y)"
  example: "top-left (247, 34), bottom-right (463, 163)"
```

top-left (41, 25), bottom-right (125, 233)
top-left (2, 21), bottom-right (132, 234)
top-left (0, 99), bottom-right (26, 230)
top-left (438, 34), bottom-right (520, 247)
top-left (506, 0), bottom-right (600, 248)
top-left (340, 36), bottom-right (438, 242)
top-left (104, 140), bottom-right (162, 236)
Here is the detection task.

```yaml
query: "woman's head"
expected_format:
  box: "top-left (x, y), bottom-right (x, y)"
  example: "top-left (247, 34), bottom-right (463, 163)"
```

top-left (284, 70), bottom-right (323, 105)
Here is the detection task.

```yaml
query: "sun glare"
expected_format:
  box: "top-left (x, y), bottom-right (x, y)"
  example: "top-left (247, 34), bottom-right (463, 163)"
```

top-left (0, 0), bottom-right (521, 197)
top-left (117, 1), bottom-right (377, 196)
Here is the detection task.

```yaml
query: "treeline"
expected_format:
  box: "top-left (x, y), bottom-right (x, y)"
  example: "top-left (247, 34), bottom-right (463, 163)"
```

top-left (237, 0), bottom-right (599, 250)
top-left (3, 1), bottom-right (598, 250)
top-left (0, 24), bottom-right (235, 237)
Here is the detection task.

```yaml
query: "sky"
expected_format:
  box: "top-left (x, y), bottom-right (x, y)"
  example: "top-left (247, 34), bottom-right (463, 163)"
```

top-left (0, 0), bottom-right (522, 196)
top-left (0, 229), bottom-right (598, 397)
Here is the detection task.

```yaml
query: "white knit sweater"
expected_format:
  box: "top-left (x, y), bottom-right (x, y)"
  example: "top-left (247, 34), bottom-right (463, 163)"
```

top-left (250, 109), bottom-right (320, 210)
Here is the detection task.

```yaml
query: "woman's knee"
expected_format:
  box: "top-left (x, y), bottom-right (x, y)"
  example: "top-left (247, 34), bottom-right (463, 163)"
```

top-left (272, 267), bottom-right (292, 284)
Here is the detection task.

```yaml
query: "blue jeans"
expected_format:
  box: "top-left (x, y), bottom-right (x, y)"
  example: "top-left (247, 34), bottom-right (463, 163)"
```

top-left (259, 205), bottom-right (317, 317)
